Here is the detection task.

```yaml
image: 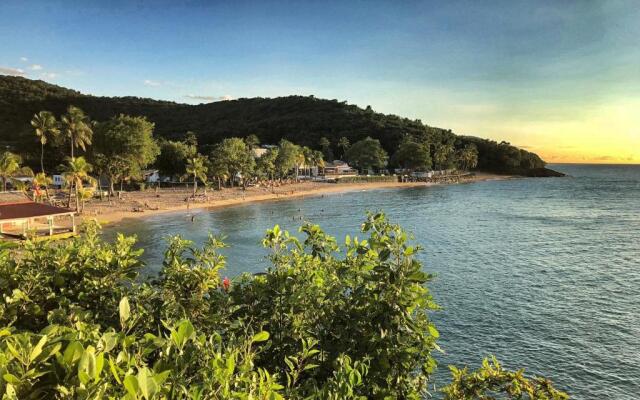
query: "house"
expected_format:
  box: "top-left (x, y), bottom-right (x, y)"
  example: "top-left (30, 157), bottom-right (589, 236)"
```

top-left (143, 169), bottom-right (161, 183)
top-left (322, 160), bottom-right (358, 177)
top-left (0, 192), bottom-right (77, 240)
top-left (52, 174), bottom-right (65, 189)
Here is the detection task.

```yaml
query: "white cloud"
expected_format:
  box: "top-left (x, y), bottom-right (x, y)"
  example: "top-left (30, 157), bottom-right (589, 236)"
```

top-left (184, 94), bottom-right (234, 102)
top-left (20, 57), bottom-right (28, 62)
top-left (30, 64), bottom-right (43, 70)
top-left (0, 66), bottom-right (25, 76)
top-left (144, 79), bottom-right (161, 87)
top-left (40, 72), bottom-right (57, 79)
top-left (185, 94), bottom-right (216, 101)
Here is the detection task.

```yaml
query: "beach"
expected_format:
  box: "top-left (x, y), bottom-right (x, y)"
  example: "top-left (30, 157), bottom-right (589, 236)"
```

top-left (82, 172), bottom-right (511, 225)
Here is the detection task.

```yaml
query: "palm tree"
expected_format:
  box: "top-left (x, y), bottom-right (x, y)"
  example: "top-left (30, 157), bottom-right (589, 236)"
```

top-left (63, 156), bottom-right (94, 211)
top-left (185, 155), bottom-right (208, 197)
top-left (33, 172), bottom-right (53, 202)
top-left (338, 137), bottom-right (350, 159)
top-left (31, 111), bottom-right (60, 174)
top-left (0, 151), bottom-right (33, 191)
top-left (61, 106), bottom-right (93, 159)
top-left (76, 186), bottom-right (95, 213)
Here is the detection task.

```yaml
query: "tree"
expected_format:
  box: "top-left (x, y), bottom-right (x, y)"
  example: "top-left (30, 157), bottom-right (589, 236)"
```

top-left (456, 144), bottom-right (479, 171)
top-left (155, 139), bottom-right (197, 180)
top-left (30, 111), bottom-right (59, 174)
top-left (32, 172), bottom-right (53, 202)
top-left (337, 136), bottom-right (350, 159)
top-left (185, 154), bottom-right (208, 196)
top-left (244, 134), bottom-right (260, 150)
top-left (256, 148), bottom-right (279, 191)
top-left (434, 143), bottom-right (455, 170)
top-left (92, 114), bottom-right (160, 195)
top-left (391, 138), bottom-right (432, 171)
top-left (344, 137), bottom-right (388, 172)
top-left (62, 156), bottom-right (94, 211)
top-left (61, 105), bottom-right (93, 159)
top-left (0, 151), bottom-right (32, 191)
top-left (319, 136), bottom-right (334, 162)
top-left (206, 154), bottom-right (228, 191)
top-left (211, 138), bottom-right (255, 188)
top-left (275, 139), bottom-right (301, 179)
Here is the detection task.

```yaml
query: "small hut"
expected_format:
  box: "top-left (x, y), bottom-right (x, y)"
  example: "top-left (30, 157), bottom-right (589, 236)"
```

top-left (0, 192), bottom-right (77, 240)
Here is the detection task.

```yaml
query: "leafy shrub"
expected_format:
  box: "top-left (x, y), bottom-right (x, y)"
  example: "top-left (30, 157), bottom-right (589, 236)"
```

top-left (0, 214), bottom-right (567, 399)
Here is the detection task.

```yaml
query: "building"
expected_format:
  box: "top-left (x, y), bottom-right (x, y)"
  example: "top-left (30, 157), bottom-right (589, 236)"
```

top-left (322, 160), bottom-right (358, 178)
top-left (0, 192), bottom-right (77, 240)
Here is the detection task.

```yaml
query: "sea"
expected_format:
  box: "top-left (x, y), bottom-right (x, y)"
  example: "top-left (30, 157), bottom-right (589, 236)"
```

top-left (103, 164), bottom-right (640, 399)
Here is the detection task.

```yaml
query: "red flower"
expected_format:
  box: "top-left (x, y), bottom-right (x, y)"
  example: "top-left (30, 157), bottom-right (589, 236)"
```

top-left (222, 277), bottom-right (231, 291)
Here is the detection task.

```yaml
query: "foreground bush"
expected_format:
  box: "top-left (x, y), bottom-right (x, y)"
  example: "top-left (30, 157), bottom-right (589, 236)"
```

top-left (0, 213), bottom-right (567, 399)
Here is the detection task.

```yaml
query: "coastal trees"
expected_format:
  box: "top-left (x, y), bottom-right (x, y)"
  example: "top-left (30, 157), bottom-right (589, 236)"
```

top-left (391, 138), bottom-right (432, 171)
top-left (61, 105), bottom-right (93, 159)
top-left (211, 137), bottom-right (255, 187)
top-left (344, 136), bottom-right (388, 173)
top-left (256, 147), bottom-right (279, 183)
top-left (319, 136), bottom-right (334, 161)
top-left (457, 144), bottom-right (479, 171)
top-left (0, 151), bottom-right (32, 191)
top-left (30, 111), bottom-right (59, 173)
top-left (156, 139), bottom-right (197, 180)
top-left (92, 114), bottom-right (160, 195)
top-left (62, 156), bottom-right (94, 211)
top-left (275, 139), bottom-right (301, 178)
top-left (337, 136), bottom-right (350, 159)
top-left (434, 143), bottom-right (455, 170)
top-left (185, 154), bottom-right (208, 196)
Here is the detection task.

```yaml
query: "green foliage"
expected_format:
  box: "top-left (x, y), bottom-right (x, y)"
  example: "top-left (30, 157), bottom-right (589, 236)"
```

top-left (210, 138), bottom-right (255, 187)
top-left (0, 214), bottom-right (567, 399)
top-left (92, 114), bottom-right (160, 192)
top-left (155, 139), bottom-right (197, 179)
top-left (61, 105), bottom-right (93, 159)
top-left (344, 137), bottom-right (388, 172)
top-left (0, 151), bottom-right (33, 191)
top-left (391, 138), bottom-right (432, 171)
top-left (1, 76), bottom-right (544, 175)
top-left (442, 357), bottom-right (569, 400)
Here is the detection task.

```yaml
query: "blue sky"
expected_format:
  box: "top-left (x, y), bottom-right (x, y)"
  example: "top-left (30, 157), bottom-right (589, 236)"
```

top-left (1, 0), bottom-right (639, 162)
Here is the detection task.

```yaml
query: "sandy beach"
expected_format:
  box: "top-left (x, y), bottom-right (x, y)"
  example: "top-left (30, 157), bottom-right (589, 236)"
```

top-left (81, 172), bottom-right (512, 225)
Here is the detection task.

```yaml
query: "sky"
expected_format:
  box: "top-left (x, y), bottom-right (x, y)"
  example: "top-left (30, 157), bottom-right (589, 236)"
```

top-left (1, 0), bottom-right (639, 164)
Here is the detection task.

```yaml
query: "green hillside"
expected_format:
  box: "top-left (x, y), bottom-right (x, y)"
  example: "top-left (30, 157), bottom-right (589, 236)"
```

top-left (0, 75), bottom-right (545, 174)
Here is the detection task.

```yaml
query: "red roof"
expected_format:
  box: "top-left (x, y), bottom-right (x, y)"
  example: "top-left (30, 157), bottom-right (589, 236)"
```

top-left (0, 202), bottom-right (74, 221)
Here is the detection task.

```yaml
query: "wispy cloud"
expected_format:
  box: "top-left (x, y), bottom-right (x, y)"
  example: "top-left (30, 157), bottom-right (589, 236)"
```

top-left (0, 66), bottom-right (25, 76)
top-left (185, 94), bottom-right (234, 102)
top-left (30, 64), bottom-right (43, 70)
top-left (144, 79), bottom-right (161, 87)
top-left (20, 57), bottom-right (28, 62)
top-left (40, 72), bottom-right (57, 79)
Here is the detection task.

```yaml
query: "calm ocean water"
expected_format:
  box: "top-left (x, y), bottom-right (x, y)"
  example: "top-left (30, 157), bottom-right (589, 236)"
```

top-left (104, 164), bottom-right (640, 399)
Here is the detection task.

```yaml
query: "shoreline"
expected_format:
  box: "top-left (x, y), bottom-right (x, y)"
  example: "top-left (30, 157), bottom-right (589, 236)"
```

top-left (84, 172), bottom-right (514, 226)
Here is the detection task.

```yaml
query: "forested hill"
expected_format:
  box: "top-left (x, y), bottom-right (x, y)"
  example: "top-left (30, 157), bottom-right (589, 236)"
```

top-left (0, 75), bottom-right (546, 174)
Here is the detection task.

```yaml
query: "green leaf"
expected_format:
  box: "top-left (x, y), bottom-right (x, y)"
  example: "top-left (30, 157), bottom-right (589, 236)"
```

top-left (63, 341), bottom-right (84, 365)
top-left (252, 331), bottom-right (270, 343)
top-left (119, 297), bottom-right (131, 324)
top-left (428, 325), bottom-right (440, 339)
top-left (29, 335), bottom-right (48, 362)
top-left (123, 374), bottom-right (139, 398)
top-left (2, 374), bottom-right (21, 385)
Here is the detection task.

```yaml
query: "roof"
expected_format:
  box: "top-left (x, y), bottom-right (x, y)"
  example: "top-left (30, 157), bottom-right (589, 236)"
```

top-left (0, 192), bottom-right (30, 204)
top-left (0, 202), bottom-right (74, 221)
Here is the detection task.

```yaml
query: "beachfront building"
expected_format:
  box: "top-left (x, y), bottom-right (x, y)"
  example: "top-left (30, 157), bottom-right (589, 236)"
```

top-left (0, 192), bottom-right (77, 240)
top-left (322, 160), bottom-right (358, 178)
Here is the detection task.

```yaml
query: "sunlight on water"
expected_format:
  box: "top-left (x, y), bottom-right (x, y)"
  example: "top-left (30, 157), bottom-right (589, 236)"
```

top-left (104, 165), bottom-right (640, 399)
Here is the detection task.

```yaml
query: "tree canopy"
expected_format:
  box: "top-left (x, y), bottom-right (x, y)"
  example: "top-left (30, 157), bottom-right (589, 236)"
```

top-left (345, 137), bottom-right (388, 172)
